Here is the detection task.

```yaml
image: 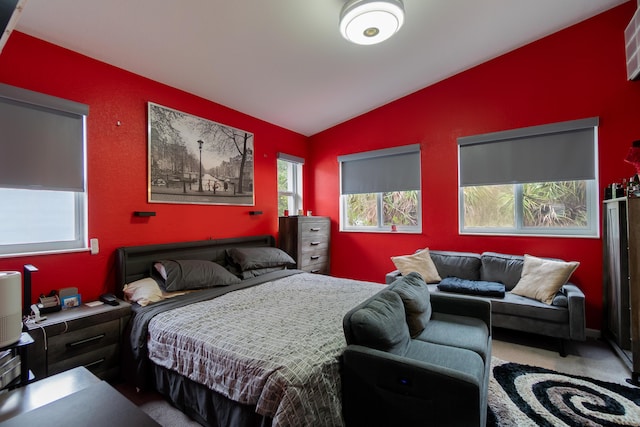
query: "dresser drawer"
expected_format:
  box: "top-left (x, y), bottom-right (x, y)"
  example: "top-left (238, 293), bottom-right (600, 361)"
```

top-left (47, 319), bottom-right (120, 364)
top-left (299, 253), bottom-right (330, 269)
top-left (299, 220), bottom-right (330, 237)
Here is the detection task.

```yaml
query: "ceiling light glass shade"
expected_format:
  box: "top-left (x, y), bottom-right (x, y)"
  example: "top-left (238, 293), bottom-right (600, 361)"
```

top-left (340, 0), bottom-right (405, 45)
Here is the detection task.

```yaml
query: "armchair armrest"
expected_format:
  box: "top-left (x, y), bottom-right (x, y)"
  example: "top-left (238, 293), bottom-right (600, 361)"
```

top-left (430, 292), bottom-right (492, 333)
top-left (341, 345), bottom-right (483, 427)
top-left (386, 269), bottom-right (401, 284)
top-left (562, 282), bottom-right (586, 341)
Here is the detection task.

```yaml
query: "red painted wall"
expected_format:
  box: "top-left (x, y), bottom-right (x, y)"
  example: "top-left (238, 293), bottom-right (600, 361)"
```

top-left (0, 32), bottom-right (308, 303)
top-left (308, 2), bottom-right (640, 329)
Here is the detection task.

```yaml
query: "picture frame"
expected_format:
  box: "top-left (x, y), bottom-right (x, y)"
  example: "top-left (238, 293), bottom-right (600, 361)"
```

top-left (61, 294), bottom-right (81, 309)
top-left (147, 102), bottom-right (255, 205)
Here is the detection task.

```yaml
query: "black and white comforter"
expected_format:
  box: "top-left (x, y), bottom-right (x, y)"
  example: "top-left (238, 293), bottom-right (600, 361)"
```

top-left (137, 271), bottom-right (382, 427)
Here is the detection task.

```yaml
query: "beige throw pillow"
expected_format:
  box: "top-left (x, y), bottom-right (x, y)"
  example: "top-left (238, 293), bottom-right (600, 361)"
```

top-left (511, 254), bottom-right (579, 305)
top-left (391, 249), bottom-right (442, 283)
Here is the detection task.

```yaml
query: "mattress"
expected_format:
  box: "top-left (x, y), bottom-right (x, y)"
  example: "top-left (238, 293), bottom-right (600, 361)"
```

top-left (144, 272), bottom-right (382, 427)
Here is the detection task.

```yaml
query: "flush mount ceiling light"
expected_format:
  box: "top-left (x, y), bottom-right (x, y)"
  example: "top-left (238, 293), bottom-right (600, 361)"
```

top-left (339, 0), bottom-right (405, 45)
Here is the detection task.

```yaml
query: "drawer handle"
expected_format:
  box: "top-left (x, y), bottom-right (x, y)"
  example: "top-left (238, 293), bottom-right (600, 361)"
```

top-left (310, 269), bottom-right (321, 273)
top-left (310, 241), bottom-right (321, 246)
top-left (310, 255), bottom-right (320, 260)
top-left (309, 228), bottom-right (321, 232)
top-left (67, 334), bottom-right (106, 348)
top-left (84, 358), bottom-right (106, 370)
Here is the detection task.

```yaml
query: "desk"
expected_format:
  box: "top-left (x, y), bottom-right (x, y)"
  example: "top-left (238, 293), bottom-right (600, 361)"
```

top-left (0, 367), bottom-right (159, 426)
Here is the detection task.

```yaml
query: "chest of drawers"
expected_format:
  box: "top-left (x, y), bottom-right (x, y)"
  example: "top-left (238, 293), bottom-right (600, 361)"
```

top-left (279, 216), bottom-right (331, 274)
top-left (24, 301), bottom-right (130, 382)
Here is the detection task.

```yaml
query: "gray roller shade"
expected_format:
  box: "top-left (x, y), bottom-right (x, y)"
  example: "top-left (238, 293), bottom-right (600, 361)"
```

top-left (458, 117), bottom-right (598, 187)
top-left (0, 83), bottom-right (88, 192)
top-left (339, 144), bottom-right (420, 195)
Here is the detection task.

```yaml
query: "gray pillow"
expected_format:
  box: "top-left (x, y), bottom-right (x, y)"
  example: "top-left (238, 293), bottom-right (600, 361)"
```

top-left (157, 259), bottom-right (241, 291)
top-left (227, 247), bottom-right (295, 271)
top-left (240, 266), bottom-right (285, 279)
top-left (389, 272), bottom-right (432, 337)
top-left (429, 251), bottom-right (482, 281)
top-left (480, 252), bottom-right (524, 290)
top-left (350, 291), bottom-right (410, 356)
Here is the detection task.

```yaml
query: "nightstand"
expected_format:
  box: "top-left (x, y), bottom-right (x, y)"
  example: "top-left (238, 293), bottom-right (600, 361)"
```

top-left (23, 300), bottom-right (131, 382)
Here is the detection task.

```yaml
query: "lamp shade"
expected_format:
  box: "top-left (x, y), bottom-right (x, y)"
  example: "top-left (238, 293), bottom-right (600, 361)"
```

top-left (340, 0), bottom-right (405, 45)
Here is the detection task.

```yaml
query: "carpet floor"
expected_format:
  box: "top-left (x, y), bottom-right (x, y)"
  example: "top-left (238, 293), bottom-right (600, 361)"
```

top-left (488, 357), bottom-right (640, 426)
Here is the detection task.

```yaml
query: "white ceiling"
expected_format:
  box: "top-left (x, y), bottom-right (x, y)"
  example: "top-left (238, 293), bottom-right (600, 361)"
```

top-left (15, 0), bottom-right (629, 136)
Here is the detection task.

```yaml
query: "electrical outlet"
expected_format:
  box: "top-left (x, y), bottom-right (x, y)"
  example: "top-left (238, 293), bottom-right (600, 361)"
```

top-left (90, 238), bottom-right (99, 255)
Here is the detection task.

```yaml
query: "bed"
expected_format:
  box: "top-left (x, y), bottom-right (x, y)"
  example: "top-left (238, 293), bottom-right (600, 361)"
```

top-left (115, 235), bottom-right (382, 427)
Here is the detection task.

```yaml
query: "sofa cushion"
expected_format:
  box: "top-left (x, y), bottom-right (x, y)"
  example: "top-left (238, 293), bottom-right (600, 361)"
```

top-left (437, 277), bottom-right (505, 298)
top-left (388, 272), bottom-right (432, 337)
top-left (391, 249), bottom-right (442, 283)
top-left (480, 252), bottom-right (524, 291)
top-left (426, 284), bottom-right (569, 323)
top-left (404, 340), bottom-right (485, 387)
top-left (511, 254), bottom-right (579, 305)
top-left (415, 312), bottom-right (490, 362)
top-left (349, 291), bottom-right (411, 356)
top-left (429, 251), bottom-right (481, 281)
top-left (491, 292), bottom-right (569, 323)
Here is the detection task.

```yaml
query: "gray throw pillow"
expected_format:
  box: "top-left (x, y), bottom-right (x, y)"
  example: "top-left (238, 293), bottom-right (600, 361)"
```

top-left (350, 291), bottom-right (410, 356)
top-left (158, 259), bottom-right (241, 291)
top-left (227, 247), bottom-right (295, 271)
top-left (389, 272), bottom-right (432, 337)
top-left (430, 251), bottom-right (482, 281)
top-left (480, 252), bottom-right (524, 290)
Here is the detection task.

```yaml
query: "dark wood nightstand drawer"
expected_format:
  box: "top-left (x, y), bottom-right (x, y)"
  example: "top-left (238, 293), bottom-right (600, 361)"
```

top-left (47, 319), bottom-right (120, 364)
top-left (49, 343), bottom-right (120, 377)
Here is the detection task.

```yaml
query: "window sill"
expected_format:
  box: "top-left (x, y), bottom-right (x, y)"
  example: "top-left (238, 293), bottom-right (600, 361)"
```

top-left (0, 247), bottom-right (91, 259)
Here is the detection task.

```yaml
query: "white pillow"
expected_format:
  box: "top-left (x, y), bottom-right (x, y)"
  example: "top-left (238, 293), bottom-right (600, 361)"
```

top-left (511, 254), bottom-right (579, 305)
top-left (391, 248), bottom-right (442, 283)
top-left (123, 277), bottom-right (188, 307)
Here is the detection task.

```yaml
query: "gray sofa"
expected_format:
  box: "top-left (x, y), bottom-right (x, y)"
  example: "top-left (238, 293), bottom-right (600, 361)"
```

top-left (386, 250), bottom-right (586, 356)
top-left (341, 272), bottom-right (492, 427)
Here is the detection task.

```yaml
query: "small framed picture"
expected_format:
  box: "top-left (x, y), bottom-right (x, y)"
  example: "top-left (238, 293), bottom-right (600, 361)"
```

top-left (61, 294), bottom-right (81, 309)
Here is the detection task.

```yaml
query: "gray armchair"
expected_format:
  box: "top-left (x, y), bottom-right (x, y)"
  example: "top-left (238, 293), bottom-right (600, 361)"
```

top-left (341, 272), bottom-right (492, 427)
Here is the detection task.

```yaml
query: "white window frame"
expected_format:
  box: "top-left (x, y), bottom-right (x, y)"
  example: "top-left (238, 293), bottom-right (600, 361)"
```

top-left (277, 153), bottom-right (303, 216)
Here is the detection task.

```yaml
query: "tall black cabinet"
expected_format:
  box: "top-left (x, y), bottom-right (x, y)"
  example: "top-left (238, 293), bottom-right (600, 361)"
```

top-left (603, 197), bottom-right (640, 384)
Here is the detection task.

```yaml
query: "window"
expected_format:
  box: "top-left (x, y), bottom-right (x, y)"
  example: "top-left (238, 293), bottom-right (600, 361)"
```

top-left (0, 83), bottom-right (88, 257)
top-left (277, 153), bottom-right (303, 216)
top-left (339, 144), bottom-right (421, 232)
top-left (458, 117), bottom-right (599, 237)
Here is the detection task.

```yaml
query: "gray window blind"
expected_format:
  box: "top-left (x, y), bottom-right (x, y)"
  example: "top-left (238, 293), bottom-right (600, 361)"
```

top-left (0, 83), bottom-right (88, 192)
top-left (458, 117), bottom-right (598, 187)
top-left (277, 152), bottom-right (305, 164)
top-left (339, 144), bottom-right (420, 195)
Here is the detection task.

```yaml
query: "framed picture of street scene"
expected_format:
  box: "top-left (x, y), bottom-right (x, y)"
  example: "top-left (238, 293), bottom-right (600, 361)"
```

top-left (147, 102), bottom-right (254, 206)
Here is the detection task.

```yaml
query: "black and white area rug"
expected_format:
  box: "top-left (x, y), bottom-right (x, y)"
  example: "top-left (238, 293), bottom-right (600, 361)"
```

top-left (488, 358), bottom-right (640, 426)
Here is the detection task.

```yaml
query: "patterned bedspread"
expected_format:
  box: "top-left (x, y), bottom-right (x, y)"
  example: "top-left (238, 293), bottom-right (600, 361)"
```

top-left (146, 272), bottom-right (382, 427)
